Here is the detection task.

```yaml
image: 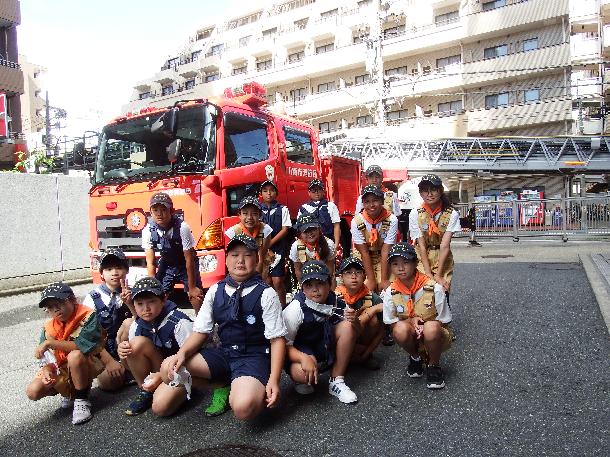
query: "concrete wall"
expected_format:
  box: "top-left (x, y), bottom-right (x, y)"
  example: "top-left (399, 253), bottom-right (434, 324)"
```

top-left (0, 173), bottom-right (91, 291)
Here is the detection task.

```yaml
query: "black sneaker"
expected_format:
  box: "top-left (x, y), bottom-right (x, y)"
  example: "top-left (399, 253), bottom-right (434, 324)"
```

top-left (407, 356), bottom-right (424, 378)
top-left (125, 389), bottom-right (153, 416)
top-left (426, 365), bottom-right (445, 389)
top-left (382, 326), bottom-right (394, 346)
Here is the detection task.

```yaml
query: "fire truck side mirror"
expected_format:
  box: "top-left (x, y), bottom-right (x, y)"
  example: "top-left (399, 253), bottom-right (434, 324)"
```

top-left (167, 139), bottom-right (181, 164)
top-left (151, 108), bottom-right (178, 138)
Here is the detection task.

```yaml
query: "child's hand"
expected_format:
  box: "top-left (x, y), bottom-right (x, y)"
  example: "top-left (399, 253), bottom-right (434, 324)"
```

top-left (411, 318), bottom-right (425, 339)
top-left (434, 275), bottom-right (450, 292)
top-left (40, 366), bottom-right (56, 386)
top-left (188, 287), bottom-right (204, 307)
top-left (117, 341), bottom-right (132, 360)
top-left (142, 372), bottom-right (162, 392)
top-left (119, 279), bottom-right (132, 305)
top-left (168, 353), bottom-right (186, 379)
top-left (300, 354), bottom-right (318, 385)
top-left (265, 380), bottom-right (281, 408)
top-left (34, 341), bottom-right (50, 360)
top-left (106, 358), bottom-right (125, 381)
top-left (344, 306), bottom-right (356, 323)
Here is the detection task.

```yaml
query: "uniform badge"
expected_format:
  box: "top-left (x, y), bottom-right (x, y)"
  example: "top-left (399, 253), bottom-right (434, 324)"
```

top-left (164, 341), bottom-right (172, 348)
top-left (100, 310), bottom-right (109, 318)
top-left (425, 303), bottom-right (433, 309)
top-left (246, 314), bottom-right (256, 325)
top-left (396, 305), bottom-right (405, 314)
top-left (422, 223), bottom-right (429, 230)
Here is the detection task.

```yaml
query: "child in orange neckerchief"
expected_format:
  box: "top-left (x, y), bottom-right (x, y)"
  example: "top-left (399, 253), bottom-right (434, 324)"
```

top-left (335, 256), bottom-right (384, 370)
top-left (382, 243), bottom-right (453, 389)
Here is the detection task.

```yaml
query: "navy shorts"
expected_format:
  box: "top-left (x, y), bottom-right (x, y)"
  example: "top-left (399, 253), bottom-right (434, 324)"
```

top-left (199, 347), bottom-right (271, 386)
top-left (156, 264), bottom-right (202, 294)
top-left (268, 254), bottom-right (286, 278)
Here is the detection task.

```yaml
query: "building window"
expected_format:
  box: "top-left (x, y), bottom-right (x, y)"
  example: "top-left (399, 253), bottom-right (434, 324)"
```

top-left (484, 44), bottom-right (508, 59)
top-left (262, 27), bottom-right (277, 38)
top-left (358, 0), bottom-right (372, 7)
top-left (355, 74), bottom-right (371, 85)
top-left (485, 92), bottom-right (509, 108)
top-left (232, 65), bottom-right (247, 75)
top-left (353, 34), bottom-right (368, 44)
top-left (205, 73), bottom-right (219, 82)
top-left (384, 25), bottom-right (405, 39)
top-left (138, 92), bottom-right (151, 100)
top-left (317, 81), bottom-right (336, 93)
top-left (320, 9), bottom-right (338, 20)
top-left (167, 57), bottom-right (179, 69)
top-left (289, 87), bottom-right (307, 101)
top-left (191, 50), bottom-right (201, 61)
top-left (315, 43), bottom-right (335, 54)
top-left (356, 115), bottom-right (373, 126)
top-left (185, 79), bottom-right (196, 90)
top-left (436, 55), bottom-right (461, 71)
top-left (524, 89), bottom-right (540, 103)
top-left (435, 10), bottom-right (459, 25)
top-left (284, 126), bottom-right (314, 164)
top-left (482, 0), bottom-right (506, 12)
top-left (239, 36), bottom-right (251, 47)
top-left (385, 66), bottom-right (408, 76)
top-left (319, 121), bottom-right (337, 133)
top-left (161, 85), bottom-right (175, 96)
top-left (206, 44), bottom-right (224, 57)
top-left (256, 59), bottom-right (272, 71)
top-left (288, 50), bottom-right (305, 63)
top-left (523, 38), bottom-right (539, 52)
top-left (294, 18), bottom-right (308, 29)
top-left (386, 109), bottom-right (408, 121)
top-left (438, 100), bottom-right (463, 114)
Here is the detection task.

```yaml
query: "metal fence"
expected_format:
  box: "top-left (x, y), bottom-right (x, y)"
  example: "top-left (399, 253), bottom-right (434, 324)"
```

top-left (454, 195), bottom-right (610, 241)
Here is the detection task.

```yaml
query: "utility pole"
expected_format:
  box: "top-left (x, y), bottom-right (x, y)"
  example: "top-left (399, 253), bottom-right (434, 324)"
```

top-left (373, 0), bottom-right (387, 131)
top-left (45, 91), bottom-right (51, 156)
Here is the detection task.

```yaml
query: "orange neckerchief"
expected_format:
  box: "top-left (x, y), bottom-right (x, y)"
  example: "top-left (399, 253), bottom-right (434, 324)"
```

top-left (422, 203), bottom-right (442, 236)
top-left (391, 272), bottom-right (430, 318)
top-left (300, 237), bottom-right (320, 260)
top-left (335, 284), bottom-right (370, 306)
top-left (361, 208), bottom-right (391, 245)
top-left (43, 303), bottom-right (92, 366)
top-left (239, 222), bottom-right (261, 239)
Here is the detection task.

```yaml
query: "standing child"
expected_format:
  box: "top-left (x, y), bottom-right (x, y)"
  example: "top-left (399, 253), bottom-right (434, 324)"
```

top-left (259, 180), bottom-right (292, 306)
top-left (289, 214), bottom-right (336, 287)
top-left (297, 178), bottom-right (341, 249)
top-left (83, 247), bottom-right (134, 391)
top-left (383, 243), bottom-right (453, 389)
top-left (161, 234), bottom-right (287, 420)
top-left (409, 174), bottom-right (461, 293)
top-left (142, 192), bottom-right (203, 311)
top-left (355, 165), bottom-right (401, 217)
top-left (283, 260), bottom-right (358, 403)
top-left (118, 277), bottom-right (193, 416)
top-left (351, 185), bottom-right (399, 292)
top-left (335, 257), bottom-right (384, 370)
top-left (226, 196), bottom-right (273, 277)
top-left (26, 283), bottom-right (105, 425)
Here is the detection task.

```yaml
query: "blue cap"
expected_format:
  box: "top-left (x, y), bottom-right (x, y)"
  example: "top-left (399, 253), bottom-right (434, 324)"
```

top-left (238, 196), bottom-right (261, 211)
top-left (100, 247), bottom-right (128, 271)
top-left (338, 256), bottom-right (365, 274)
top-left (227, 233), bottom-right (259, 252)
top-left (361, 185), bottom-right (384, 199)
top-left (39, 282), bottom-right (75, 307)
top-left (365, 165), bottom-right (383, 177)
top-left (308, 178), bottom-right (324, 190)
top-left (419, 174), bottom-right (443, 188)
top-left (388, 243), bottom-right (418, 262)
top-left (150, 192), bottom-right (173, 209)
top-left (300, 260), bottom-right (330, 284)
top-left (297, 214), bottom-right (321, 232)
top-left (132, 277), bottom-right (164, 299)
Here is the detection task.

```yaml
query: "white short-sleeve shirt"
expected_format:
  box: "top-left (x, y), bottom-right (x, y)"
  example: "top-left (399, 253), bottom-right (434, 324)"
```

top-left (289, 237), bottom-right (336, 262)
top-left (297, 201), bottom-right (341, 224)
top-left (141, 220), bottom-right (195, 251)
top-left (408, 208), bottom-right (461, 240)
top-left (382, 283), bottom-right (451, 325)
top-left (351, 213), bottom-right (399, 245)
top-left (225, 223), bottom-right (274, 240)
top-left (193, 281), bottom-right (287, 340)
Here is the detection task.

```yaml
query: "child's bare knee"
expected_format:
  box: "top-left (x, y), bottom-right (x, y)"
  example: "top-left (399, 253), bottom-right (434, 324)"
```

top-left (230, 395), bottom-right (260, 421)
top-left (151, 400), bottom-right (173, 417)
top-left (129, 336), bottom-right (152, 355)
top-left (67, 350), bottom-right (86, 366)
top-left (26, 382), bottom-right (43, 400)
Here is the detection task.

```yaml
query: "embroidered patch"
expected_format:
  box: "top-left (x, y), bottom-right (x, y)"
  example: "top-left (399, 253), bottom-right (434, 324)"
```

top-left (425, 303), bottom-right (433, 309)
top-left (246, 314), bottom-right (256, 325)
top-left (396, 305), bottom-right (405, 314)
top-left (421, 223), bottom-right (429, 230)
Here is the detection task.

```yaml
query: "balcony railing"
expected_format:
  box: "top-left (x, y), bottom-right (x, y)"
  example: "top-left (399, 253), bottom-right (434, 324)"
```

top-left (569, 0), bottom-right (599, 21)
top-left (571, 34), bottom-right (601, 62)
top-left (0, 58), bottom-right (20, 69)
top-left (571, 72), bottom-right (603, 97)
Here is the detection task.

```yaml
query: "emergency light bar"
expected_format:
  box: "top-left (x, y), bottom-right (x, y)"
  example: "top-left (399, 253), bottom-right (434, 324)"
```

top-left (224, 82), bottom-right (268, 108)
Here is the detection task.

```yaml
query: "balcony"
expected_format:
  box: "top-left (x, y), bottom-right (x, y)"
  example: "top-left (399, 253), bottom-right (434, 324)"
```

top-left (603, 0), bottom-right (610, 15)
top-left (571, 72), bottom-right (602, 98)
top-left (153, 66), bottom-right (181, 85)
top-left (468, 97), bottom-right (572, 133)
top-left (285, 83), bottom-right (377, 117)
top-left (604, 24), bottom-right (610, 55)
top-left (571, 34), bottom-right (601, 63)
top-left (578, 118), bottom-right (604, 135)
top-left (0, 0), bottom-right (19, 26)
top-left (133, 79), bottom-right (152, 91)
top-left (382, 18), bottom-right (463, 58)
top-left (178, 59), bottom-right (201, 78)
top-left (569, 0), bottom-right (599, 23)
top-left (389, 64), bottom-right (464, 98)
top-left (0, 62), bottom-right (23, 95)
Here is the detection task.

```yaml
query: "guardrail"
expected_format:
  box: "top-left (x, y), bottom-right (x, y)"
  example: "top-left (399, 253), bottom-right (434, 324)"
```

top-left (454, 195), bottom-right (610, 241)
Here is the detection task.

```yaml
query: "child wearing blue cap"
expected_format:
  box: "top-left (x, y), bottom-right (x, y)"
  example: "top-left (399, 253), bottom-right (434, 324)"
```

top-left (282, 260), bottom-right (358, 403)
top-left (162, 234), bottom-right (287, 421)
top-left (297, 178), bottom-right (341, 249)
top-left (382, 243), bottom-right (453, 389)
top-left (355, 165), bottom-right (401, 217)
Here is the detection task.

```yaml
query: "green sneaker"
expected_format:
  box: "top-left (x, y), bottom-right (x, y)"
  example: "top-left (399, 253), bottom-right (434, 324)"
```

top-left (204, 386), bottom-right (230, 417)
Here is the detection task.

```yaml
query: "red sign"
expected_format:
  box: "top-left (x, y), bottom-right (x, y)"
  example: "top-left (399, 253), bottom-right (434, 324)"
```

top-left (0, 93), bottom-right (7, 137)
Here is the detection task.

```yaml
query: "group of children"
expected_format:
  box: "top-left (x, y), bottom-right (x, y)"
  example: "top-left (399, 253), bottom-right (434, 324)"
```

top-left (27, 166), bottom-right (461, 426)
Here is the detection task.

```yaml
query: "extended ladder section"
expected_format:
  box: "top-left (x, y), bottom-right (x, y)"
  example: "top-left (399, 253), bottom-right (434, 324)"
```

top-left (321, 136), bottom-right (610, 172)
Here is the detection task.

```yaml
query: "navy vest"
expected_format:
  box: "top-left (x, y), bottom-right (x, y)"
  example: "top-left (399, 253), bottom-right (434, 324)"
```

top-left (134, 301), bottom-right (191, 357)
top-left (212, 277), bottom-right (270, 354)
top-left (89, 284), bottom-right (132, 359)
top-left (149, 216), bottom-right (185, 267)
top-left (261, 202), bottom-right (287, 254)
top-left (292, 291), bottom-right (345, 366)
top-left (301, 200), bottom-right (333, 238)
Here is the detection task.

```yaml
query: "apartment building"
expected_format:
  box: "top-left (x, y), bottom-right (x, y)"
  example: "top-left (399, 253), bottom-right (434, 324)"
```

top-left (123, 0), bottom-right (609, 141)
top-left (19, 55), bottom-right (45, 145)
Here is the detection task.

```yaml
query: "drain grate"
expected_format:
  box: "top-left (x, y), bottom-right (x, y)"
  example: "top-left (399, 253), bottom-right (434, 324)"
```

top-left (481, 254), bottom-right (514, 259)
top-left (181, 445), bottom-right (283, 457)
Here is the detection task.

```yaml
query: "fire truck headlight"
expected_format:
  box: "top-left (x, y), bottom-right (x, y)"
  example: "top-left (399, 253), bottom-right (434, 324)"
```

top-left (199, 255), bottom-right (218, 273)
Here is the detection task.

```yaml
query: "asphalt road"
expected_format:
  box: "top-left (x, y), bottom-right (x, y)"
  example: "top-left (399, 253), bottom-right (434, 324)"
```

top-left (0, 262), bottom-right (608, 457)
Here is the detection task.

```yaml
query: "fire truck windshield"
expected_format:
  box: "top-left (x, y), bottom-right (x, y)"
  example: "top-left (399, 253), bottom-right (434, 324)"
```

top-left (94, 106), bottom-right (216, 185)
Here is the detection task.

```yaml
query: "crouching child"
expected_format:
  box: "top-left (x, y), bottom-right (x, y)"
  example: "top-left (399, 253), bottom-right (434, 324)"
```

top-left (383, 243), bottom-right (453, 389)
top-left (161, 234), bottom-right (287, 420)
top-left (26, 283), bottom-right (105, 425)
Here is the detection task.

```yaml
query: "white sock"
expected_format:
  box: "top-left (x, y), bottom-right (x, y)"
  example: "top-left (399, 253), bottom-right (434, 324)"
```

top-left (410, 355), bottom-right (421, 361)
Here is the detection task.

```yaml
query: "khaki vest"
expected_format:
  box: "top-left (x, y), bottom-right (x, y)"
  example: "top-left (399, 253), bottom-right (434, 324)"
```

top-left (416, 207), bottom-right (453, 247)
top-left (295, 239), bottom-right (317, 263)
top-left (335, 292), bottom-right (373, 317)
top-left (353, 213), bottom-right (392, 256)
top-left (233, 223), bottom-right (265, 247)
top-left (390, 279), bottom-right (437, 321)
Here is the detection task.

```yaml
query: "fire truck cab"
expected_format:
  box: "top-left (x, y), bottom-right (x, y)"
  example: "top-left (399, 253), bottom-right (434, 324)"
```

top-left (89, 82), bottom-right (361, 288)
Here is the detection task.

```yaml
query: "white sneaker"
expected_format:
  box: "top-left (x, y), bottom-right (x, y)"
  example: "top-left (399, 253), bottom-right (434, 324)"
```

top-left (72, 399), bottom-right (92, 425)
top-left (294, 383), bottom-right (314, 395)
top-left (60, 396), bottom-right (73, 409)
top-left (328, 377), bottom-right (357, 404)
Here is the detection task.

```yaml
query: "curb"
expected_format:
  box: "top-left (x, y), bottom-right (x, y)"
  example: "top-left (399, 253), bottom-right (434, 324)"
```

top-left (579, 253), bottom-right (610, 334)
top-left (0, 277), bottom-right (92, 298)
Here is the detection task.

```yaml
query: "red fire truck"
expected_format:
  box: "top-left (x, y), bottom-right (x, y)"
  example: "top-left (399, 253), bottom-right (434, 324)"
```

top-left (89, 82), bottom-right (361, 288)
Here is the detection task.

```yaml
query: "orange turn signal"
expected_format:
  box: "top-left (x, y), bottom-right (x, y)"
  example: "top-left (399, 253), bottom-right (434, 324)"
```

top-left (196, 219), bottom-right (224, 250)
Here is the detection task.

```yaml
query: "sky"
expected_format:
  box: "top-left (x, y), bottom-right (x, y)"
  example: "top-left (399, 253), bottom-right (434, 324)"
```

top-left (19, 0), bottom-right (237, 137)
